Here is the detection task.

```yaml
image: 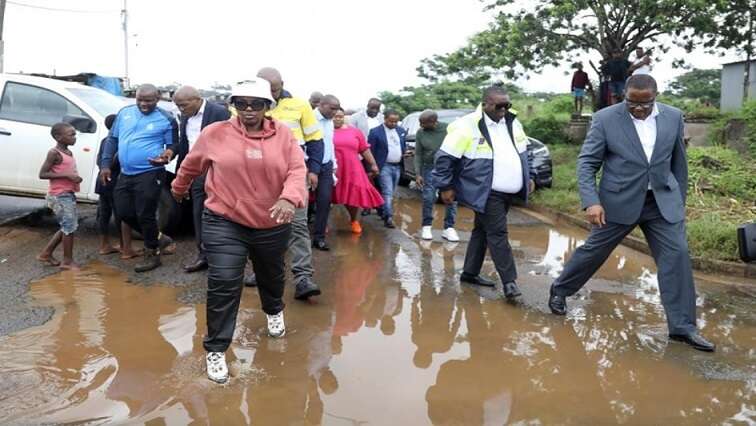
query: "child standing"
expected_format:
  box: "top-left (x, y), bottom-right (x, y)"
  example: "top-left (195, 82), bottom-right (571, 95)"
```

top-left (37, 123), bottom-right (81, 270)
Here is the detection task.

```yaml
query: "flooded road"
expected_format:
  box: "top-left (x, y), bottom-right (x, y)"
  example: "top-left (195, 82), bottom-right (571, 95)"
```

top-left (1, 195), bottom-right (754, 425)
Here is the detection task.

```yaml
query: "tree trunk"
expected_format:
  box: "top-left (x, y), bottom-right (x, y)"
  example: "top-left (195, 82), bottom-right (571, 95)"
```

top-left (743, 8), bottom-right (753, 103)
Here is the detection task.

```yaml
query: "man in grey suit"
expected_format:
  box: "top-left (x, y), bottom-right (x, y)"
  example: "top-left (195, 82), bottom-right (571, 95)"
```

top-left (548, 75), bottom-right (715, 352)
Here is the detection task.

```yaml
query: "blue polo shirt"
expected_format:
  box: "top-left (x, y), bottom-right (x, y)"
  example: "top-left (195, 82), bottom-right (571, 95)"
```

top-left (101, 105), bottom-right (178, 176)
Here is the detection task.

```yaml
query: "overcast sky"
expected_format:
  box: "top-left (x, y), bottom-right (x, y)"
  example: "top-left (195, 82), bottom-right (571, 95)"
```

top-left (3, 0), bottom-right (742, 108)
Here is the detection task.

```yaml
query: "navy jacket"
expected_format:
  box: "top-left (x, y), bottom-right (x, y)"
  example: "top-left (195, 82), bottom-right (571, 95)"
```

top-left (368, 125), bottom-right (408, 170)
top-left (176, 100), bottom-right (231, 171)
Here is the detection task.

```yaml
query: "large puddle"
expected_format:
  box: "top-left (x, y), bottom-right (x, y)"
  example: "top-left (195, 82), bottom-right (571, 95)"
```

top-left (1, 198), bottom-right (754, 424)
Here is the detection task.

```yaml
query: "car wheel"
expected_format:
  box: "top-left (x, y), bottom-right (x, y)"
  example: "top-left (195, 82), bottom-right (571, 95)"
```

top-left (157, 186), bottom-right (181, 236)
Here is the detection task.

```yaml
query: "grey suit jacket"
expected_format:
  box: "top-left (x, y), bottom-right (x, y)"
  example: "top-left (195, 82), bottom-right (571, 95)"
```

top-left (349, 110), bottom-right (384, 139)
top-left (578, 102), bottom-right (688, 225)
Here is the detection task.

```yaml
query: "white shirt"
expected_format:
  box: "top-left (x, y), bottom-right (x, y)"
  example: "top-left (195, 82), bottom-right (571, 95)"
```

top-left (367, 116), bottom-right (381, 130)
top-left (630, 104), bottom-right (659, 188)
top-left (632, 56), bottom-right (652, 75)
top-left (385, 125), bottom-right (402, 164)
top-left (485, 113), bottom-right (523, 194)
top-left (186, 100), bottom-right (206, 149)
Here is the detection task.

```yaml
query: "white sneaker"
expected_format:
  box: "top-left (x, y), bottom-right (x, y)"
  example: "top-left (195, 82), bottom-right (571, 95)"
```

top-left (206, 351), bottom-right (228, 383)
top-left (267, 311), bottom-right (286, 338)
top-left (421, 226), bottom-right (433, 240)
top-left (442, 227), bottom-right (460, 242)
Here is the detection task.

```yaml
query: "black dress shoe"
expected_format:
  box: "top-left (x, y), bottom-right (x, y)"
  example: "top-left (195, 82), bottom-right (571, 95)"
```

top-left (312, 240), bottom-right (330, 251)
top-left (459, 273), bottom-right (496, 287)
top-left (669, 332), bottom-right (716, 352)
top-left (503, 281), bottom-right (522, 299)
top-left (244, 273), bottom-right (257, 288)
top-left (384, 218), bottom-right (396, 229)
top-left (295, 277), bottom-right (321, 300)
top-left (184, 257), bottom-right (208, 273)
top-left (548, 288), bottom-right (567, 315)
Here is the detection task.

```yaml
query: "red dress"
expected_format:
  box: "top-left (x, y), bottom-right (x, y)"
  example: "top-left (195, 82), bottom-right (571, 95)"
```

top-left (332, 126), bottom-right (384, 208)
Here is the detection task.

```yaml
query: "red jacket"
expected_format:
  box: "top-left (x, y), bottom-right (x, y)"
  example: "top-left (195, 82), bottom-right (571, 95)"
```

top-left (172, 116), bottom-right (307, 229)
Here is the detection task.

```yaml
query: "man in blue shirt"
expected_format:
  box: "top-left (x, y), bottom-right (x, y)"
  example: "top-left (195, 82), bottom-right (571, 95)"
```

top-left (100, 84), bottom-right (178, 272)
top-left (311, 94), bottom-right (340, 251)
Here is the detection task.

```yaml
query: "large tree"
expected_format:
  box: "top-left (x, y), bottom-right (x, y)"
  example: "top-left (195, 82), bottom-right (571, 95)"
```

top-left (666, 69), bottom-right (721, 104)
top-left (378, 79), bottom-right (520, 116)
top-left (417, 0), bottom-right (718, 81)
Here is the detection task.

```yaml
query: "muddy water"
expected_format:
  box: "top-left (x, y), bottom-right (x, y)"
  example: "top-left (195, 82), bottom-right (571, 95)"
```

top-left (1, 198), bottom-right (755, 425)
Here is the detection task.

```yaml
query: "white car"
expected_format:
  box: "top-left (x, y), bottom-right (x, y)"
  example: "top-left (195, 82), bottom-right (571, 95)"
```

top-left (0, 73), bottom-right (126, 202)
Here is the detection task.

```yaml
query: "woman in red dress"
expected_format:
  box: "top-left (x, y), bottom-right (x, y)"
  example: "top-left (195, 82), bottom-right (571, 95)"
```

top-left (332, 108), bottom-right (383, 234)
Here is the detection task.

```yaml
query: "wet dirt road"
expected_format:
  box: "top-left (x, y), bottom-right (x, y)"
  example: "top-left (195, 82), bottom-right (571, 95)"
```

top-left (0, 189), bottom-right (754, 424)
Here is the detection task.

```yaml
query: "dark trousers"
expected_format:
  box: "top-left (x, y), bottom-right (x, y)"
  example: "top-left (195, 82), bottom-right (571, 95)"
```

top-left (552, 191), bottom-right (697, 335)
top-left (191, 174), bottom-right (207, 260)
top-left (202, 210), bottom-right (291, 352)
top-left (463, 191), bottom-right (517, 283)
top-left (312, 161), bottom-right (334, 241)
top-left (114, 169), bottom-right (164, 249)
top-left (96, 190), bottom-right (117, 235)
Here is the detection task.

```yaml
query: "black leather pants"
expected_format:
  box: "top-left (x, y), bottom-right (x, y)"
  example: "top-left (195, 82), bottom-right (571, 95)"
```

top-left (202, 209), bottom-right (291, 352)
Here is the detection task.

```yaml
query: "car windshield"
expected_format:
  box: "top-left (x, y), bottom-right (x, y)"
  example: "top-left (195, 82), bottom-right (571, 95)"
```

top-left (67, 87), bottom-right (126, 117)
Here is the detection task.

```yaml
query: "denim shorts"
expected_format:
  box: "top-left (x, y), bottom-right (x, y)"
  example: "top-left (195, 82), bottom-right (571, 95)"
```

top-left (47, 193), bottom-right (78, 235)
top-left (572, 88), bottom-right (585, 98)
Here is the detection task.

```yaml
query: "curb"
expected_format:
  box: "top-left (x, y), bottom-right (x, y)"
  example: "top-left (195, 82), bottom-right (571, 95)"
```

top-left (525, 205), bottom-right (756, 279)
top-left (0, 206), bottom-right (49, 227)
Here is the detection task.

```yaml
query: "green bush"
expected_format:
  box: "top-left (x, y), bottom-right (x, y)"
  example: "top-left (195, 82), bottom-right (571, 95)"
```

top-left (543, 95), bottom-right (574, 116)
top-left (741, 99), bottom-right (756, 157)
top-left (522, 115), bottom-right (569, 145)
top-left (687, 213), bottom-right (740, 261)
top-left (687, 147), bottom-right (756, 203)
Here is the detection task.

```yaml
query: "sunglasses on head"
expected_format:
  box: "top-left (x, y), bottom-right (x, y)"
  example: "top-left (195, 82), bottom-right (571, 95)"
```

top-left (233, 98), bottom-right (268, 111)
top-left (494, 102), bottom-right (512, 111)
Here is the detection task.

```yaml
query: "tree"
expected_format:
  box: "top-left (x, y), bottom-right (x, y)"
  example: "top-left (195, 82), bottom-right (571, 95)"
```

top-left (378, 79), bottom-right (520, 116)
top-left (417, 0), bottom-right (718, 81)
top-left (691, 0), bottom-right (755, 102)
top-left (667, 69), bottom-right (721, 105)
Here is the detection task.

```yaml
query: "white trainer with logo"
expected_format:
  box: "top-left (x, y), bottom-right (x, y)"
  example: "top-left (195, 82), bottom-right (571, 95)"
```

top-left (442, 227), bottom-right (460, 242)
top-left (206, 351), bottom-right (228, 383)
top-left (267, 311), bottom-right (286, 338)
top-left (421, 226), bottom-right (433, 240)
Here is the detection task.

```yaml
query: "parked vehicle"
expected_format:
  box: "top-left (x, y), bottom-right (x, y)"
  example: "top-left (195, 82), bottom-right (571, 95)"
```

top-left (0, 73), bottom-right (186, 233)
top-left (401, 109), bottom-right (553, 189)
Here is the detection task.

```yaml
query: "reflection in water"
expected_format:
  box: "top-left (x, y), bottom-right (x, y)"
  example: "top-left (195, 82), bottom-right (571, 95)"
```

top-left (0, 200), bottom-right (754, 424)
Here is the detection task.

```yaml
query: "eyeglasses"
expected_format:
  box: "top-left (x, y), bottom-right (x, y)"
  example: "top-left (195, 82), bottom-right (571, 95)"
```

top-left (626, 98), bottom-right (655, 109)
top-left (233, 98), bottom-right (268, 111)
top-left (494, 102), bottom-right (512, 111)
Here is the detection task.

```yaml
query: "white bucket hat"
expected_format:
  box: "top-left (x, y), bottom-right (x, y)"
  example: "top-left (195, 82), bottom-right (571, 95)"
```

top-left (230, 79), bottom-right (275, 104)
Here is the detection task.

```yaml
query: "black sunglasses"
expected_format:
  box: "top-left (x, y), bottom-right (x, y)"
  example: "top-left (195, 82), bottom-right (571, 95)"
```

top-left (494, 102), bottom-right (512, 111)
top-left (233, 98), bottom-right (268, 111)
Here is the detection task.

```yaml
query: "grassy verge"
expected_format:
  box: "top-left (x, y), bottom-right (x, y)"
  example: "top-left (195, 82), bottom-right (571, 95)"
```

top-left (530, 145), bottom-right (755, 262)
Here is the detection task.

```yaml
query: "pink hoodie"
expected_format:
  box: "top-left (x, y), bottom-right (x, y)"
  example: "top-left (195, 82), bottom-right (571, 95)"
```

top-left (172, 116), bottom-right (306, 229)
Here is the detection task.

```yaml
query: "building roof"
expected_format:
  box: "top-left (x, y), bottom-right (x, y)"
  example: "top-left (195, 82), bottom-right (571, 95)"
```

top-left (722, 59), bottom-right (756, 67)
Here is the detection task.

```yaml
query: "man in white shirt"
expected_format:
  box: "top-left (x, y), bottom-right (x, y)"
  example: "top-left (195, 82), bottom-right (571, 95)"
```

top-left (173, 86), bottom-right (231, 272)
top-left (632, 47), bottom-right (653, 75)
top-left (368, 110), bottom-right (408, 228)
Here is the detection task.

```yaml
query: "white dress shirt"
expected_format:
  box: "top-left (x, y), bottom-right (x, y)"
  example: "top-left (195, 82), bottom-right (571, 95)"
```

top-left (385, 125), bottom-right (402, 164)
top-left (485, 113), bottom-right (523, 194)
top-left (186, 100), bottom-right (206, 150)
top-left (367, 116), bottom-right (381, 130)
top-left (630, 104), bottom-right (659, 188)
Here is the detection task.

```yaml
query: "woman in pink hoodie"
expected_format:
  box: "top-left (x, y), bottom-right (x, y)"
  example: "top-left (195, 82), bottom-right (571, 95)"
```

top-left (171, 80), bottom-right (306, 384)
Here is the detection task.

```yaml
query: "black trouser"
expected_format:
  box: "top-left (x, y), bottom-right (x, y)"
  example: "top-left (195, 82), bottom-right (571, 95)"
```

top-left (191, 174), bottom-right (207, 260)
top-left (202, 210), bottom-right (291, 353)
top-left (552, 191), bottom-right (697, 335)
top-left (463, 191), bottom-right (517, 283)
top-left (96, 190), bottom-right (117, 235)
top-left (312, 161), bottom-right (334, 241)
top-left (114, 169), bottom-right (164, 250)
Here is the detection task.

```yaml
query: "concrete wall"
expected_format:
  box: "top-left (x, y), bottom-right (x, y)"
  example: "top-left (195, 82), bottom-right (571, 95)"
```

top-left (721, 62), bottom-right (756, 112)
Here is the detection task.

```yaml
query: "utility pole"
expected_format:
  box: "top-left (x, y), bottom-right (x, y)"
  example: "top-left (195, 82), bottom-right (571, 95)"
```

top-left (0, 0), bottom-right (7, 73)
top-left (121, 0), bottom-right (129, 87)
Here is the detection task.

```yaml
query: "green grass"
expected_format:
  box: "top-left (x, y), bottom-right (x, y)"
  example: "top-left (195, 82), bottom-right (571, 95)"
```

top-left (530, 145), bottom-right (755, 262)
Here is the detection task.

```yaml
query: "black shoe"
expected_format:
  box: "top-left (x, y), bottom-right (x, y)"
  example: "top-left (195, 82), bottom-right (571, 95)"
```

top-left (548, 288), bottom-right (567, 315)
top-left (158, 234), bottom-right (174, 252)
top-left (134, 248), bottom-right (161, 273)
top-left (459, 273), bottom-right (496, 287)
top-left (244, 273), bottom-right (257, 288)
top-left (384, 218), bottom-right (396, 229)
top-left (503, 281), bottom-right (522, 299)
top-left (294, 277), bottom-right (321, 301)
top-left (184, 256), bottom-right (208, 273)
top-left (669, 332), bottom-right (716, 352)
top-left (361, 209), bottom-right (371, 217)
top-left (312, 239), bottom-right (330, 251)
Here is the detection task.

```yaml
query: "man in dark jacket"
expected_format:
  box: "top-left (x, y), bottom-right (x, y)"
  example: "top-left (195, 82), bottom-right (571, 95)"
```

top-left (368, 110), bottom-right (407, 229)
top-left (433, 86), bottom-right (535, 300)
top-left (173, 85), bottom-right (231, 272)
